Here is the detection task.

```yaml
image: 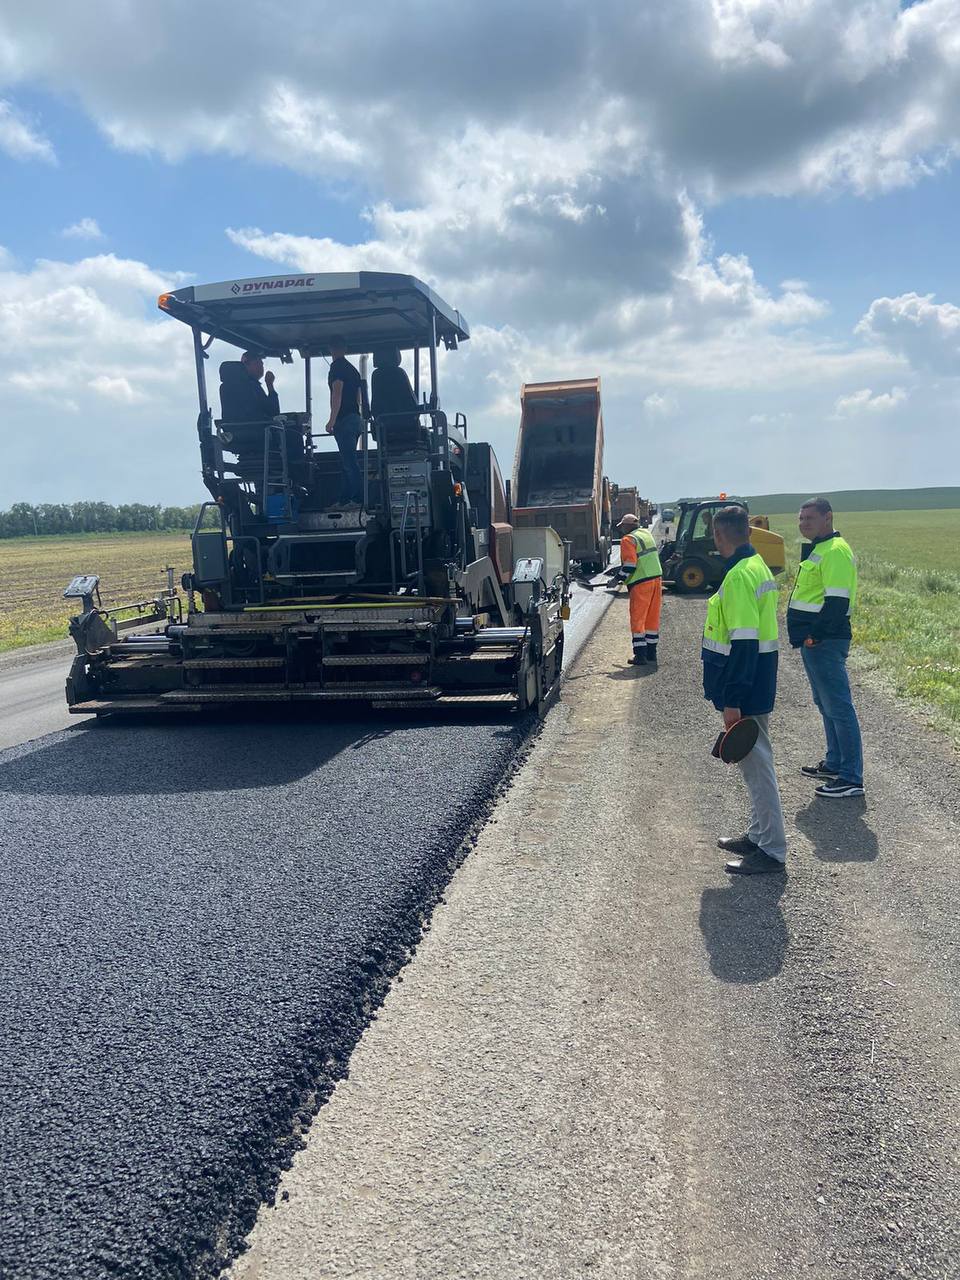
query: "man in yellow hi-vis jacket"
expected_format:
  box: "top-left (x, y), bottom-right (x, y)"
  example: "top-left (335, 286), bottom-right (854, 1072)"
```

top-left (704, 506), bottom-right (787, 875)
top-left (788, 497), bottom-right (864, 799)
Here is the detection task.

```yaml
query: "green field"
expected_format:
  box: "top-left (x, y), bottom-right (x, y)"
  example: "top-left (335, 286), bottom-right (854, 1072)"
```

top-left (770, 509), bottom-right (960, 743)
top-left (769, 509), bottom-right (960, 575)
top-left (749, 486), bottom-right (960, 515)
top-left (0, 531), bottom-right (192, 652)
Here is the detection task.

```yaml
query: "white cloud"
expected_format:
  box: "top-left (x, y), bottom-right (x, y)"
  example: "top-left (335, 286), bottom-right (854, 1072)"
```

top-left (0, 98), bottom-right (54, 162)
top-left (88, 373), bottom-right (144, 403)
top-left (227, 194), bottom-right (830, 369)
top-left (643, 392), bottom-right (679, 418)
top-left (228, 118), bottom-right (698, 338)
top-left (0, 252), bottom-right (202, 502)
top-left (2, 1), bottom-right (959, 198)
top-left (748, 411), bottom-right (794, 425)
top-left (0, 253), bottom-right (188, 353)
top-left (857, 291), bottom-right (960, 374)
top-left (62, 217), bottom-right (104, 241)
top-left (832, 385), bottom-right (908, 417)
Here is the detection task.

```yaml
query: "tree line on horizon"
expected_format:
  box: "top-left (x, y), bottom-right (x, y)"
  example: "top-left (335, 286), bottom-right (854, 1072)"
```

top-left (0, 501), bottom-right (207, 539)
top-left (4, 486), bottom-right (956, 539)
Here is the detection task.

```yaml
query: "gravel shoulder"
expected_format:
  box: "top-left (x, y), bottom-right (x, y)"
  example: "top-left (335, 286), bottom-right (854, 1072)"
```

top-left (0, 637), bottom-right (74, 674)
top-left (229, 593), bottom-right (960, 1280)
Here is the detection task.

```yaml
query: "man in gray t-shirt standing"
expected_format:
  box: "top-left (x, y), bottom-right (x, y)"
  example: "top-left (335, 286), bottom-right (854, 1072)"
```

top-left (324, 335), bottom-right (364, 508)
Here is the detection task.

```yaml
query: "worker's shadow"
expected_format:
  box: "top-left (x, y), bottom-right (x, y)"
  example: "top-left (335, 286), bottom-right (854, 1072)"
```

top-left (793, 798), bottom-right (879, 863)
top-left (698, 877), bottom-right (788, 983)
top-left (605, 664), bottom-right (657, 680)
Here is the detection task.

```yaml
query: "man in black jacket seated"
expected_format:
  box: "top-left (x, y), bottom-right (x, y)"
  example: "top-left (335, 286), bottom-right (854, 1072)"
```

top-left (219, 353), bottom-right (306, 479)
top-left (219, 352), bottom-right (279, 424)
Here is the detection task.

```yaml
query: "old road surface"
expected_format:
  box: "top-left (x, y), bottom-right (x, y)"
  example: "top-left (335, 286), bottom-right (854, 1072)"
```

top-left (0, 581), bottom-right (611, 1279)
top-left (3, 588), bottom-right (959, 1279)
top-left (0, 641), bottom-right (76, 753)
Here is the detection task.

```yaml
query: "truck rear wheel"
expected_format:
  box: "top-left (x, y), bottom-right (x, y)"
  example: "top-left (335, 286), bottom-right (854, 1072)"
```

top-left (675, 559), bottom-right (710, 593)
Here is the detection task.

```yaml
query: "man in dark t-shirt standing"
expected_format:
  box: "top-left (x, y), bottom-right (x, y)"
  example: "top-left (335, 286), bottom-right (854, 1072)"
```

top-left (324, 336), bottom-right (364, 508)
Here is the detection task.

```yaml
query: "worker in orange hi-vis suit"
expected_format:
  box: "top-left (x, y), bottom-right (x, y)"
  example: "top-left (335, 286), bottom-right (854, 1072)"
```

top-left (617, 512), bottom-right (663, 666)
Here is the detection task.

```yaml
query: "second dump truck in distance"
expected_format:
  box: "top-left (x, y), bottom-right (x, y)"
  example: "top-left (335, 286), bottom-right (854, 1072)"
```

top-left (610, 484), bottom-right (653, 528)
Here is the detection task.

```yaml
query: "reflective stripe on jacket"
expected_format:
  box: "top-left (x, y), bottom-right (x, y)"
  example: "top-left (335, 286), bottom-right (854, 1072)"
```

top-left (621, 528), bottom-right (662, 586)
top-left (786, 531), bottom-right (857, 647)
top-left (702, 545), bottom-right (779, 716)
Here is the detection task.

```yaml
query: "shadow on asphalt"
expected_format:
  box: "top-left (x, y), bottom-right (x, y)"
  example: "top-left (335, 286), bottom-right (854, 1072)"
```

top-left (698, 878), bottom-right (788, 983)
top-left (793, 797), bottom-right (879, 863)
top-left (0, 704), bottom-right (525, 796)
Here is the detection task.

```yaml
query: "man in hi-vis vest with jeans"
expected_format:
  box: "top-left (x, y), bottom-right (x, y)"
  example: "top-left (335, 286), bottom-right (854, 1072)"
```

top-left (788, 497), bottom-right (864, 798)
top-left (617, 513), bottom-right (662, 666)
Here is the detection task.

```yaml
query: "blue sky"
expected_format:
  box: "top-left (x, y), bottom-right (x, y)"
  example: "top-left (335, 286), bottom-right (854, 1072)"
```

top-left (708, 172), bottom-right (960, 333)
top-left (2, 0), bottom-right (959, 506)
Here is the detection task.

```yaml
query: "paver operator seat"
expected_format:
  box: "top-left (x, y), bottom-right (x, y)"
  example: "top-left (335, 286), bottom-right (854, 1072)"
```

top-left (371, 346), bottom-right (424, 452)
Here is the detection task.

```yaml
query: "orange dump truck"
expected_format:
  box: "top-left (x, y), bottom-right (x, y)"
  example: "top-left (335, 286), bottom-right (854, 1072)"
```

top-left (511, 378), bottom-right (611, 574)
top-left (610, 484), bottom-right (654, 527)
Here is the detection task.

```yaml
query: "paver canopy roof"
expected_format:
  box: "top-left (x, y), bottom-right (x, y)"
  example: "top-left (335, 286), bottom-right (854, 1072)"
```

top-left (158, 271), bottom-right (469, 358)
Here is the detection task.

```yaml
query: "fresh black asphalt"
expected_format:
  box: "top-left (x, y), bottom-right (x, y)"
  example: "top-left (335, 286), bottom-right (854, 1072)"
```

top-left (0, 711), bottom-right (528, 1278)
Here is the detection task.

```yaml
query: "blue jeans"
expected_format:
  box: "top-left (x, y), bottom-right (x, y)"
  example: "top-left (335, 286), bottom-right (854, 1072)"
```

top-left (333, 413), bottom-right (364, 504)
top-left (800, 638), bottom-right (863, 785)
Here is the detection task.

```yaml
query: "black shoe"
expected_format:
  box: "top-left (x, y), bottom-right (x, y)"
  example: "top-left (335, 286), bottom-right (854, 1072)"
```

top-left (816, 779), bottom-right (865, 798)
top-left (725, 850), bottom-right (786, 876)
top-left (647, 645), bottom-right (658, 664)
top-left (629, 655), bottom-right (647, 666)
top-left (717, 835), bottom-right (760, 855)
top-left (801, 761), bottom-right (839, 779)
